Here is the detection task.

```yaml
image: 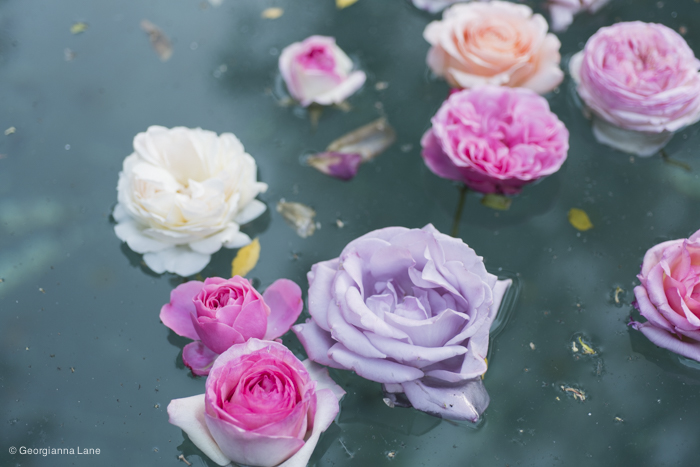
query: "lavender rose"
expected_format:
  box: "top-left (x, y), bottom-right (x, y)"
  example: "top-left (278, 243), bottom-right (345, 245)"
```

top-left (293, 224), bottom-right (511, 421)
top-left (160, 276), bottom-right (303, 375)
top-left (631, 229), bottom-right (700, 362)
top-left (168, 339), bottom-right (345, 467)
top-left (421, 86), bottom-right (569, 195)
top-left (570, 22), bottom-right (700, 156)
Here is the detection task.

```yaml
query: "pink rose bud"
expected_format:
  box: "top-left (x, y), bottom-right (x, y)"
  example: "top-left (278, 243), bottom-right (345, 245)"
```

top-left (631, 229), bottom-right (700, 362)
top-left (570, 21), bottom-right (700, 156)
top-left (421, 86), bottom-right (569, 195)
top-left (167, 339), bottom-right (345, 467)
top-left (160, 277), bottom-right (303, 375)
top-left (279, 35), bottom-right (366, 107)
top-left (423, 1), bottom-right (563, 94)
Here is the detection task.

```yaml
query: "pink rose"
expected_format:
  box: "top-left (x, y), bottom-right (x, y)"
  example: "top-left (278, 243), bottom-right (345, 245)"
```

top-left (547, 0), bottom-right (610, 32)
top-left (279, 35), bottom-right (366, 107)
top-left (421, 86), bottom-right (569, 195)
top-left (160, 276), bottom-right (303, 375)
top-left (423, 1), bottom-right (563, 94)
top-left (168, 339), bottom-right (345, 467)
top-left (631, 230), bottom-right (700, 362)
top-left (411, 0), bottom-right (462, 14)
top-left (570, 22), bottom-right (700, 156)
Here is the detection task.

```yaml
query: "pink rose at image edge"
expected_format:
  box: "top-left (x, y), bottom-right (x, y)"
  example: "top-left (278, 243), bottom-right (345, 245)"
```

top-left (167, 339), bottom-right (345, 467)
top-left (569, 21), bottom-right (700, 156)
top-left (421, 86), bottom-right (569, 195)
top-left (548, 0), bottom-right (610, 32)
top-left (160, 276), bottom-right (303, 375)
top-left (279, 35), bottom-right (366, 107)
top-left (631, 229), bottom-right (700, 362)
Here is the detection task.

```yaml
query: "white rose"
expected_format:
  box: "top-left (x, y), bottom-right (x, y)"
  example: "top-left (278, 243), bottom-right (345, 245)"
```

top-left (113, 126), bottom-right (267, 277)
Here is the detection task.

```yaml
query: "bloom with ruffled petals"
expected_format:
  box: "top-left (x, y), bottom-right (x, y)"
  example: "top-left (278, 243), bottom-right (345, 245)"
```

top-left (168, 339), bottom-right (345, 467)
top-left (160, 276), bottom-right (303, 375)
top-left (293, 224), bottom-right (511, 421)
top-left (570, 22), bottom-right (700, 156)
top-left (630, 229), bottom-right (700, 362)
top-left (423, 1), bottom-right (563, 94)
top-left (114, 126), bottom-right (268, 276)
top-left (421, 86), bottom-right (568, 195)
top-left (279, 35), bottom-right (366, 107)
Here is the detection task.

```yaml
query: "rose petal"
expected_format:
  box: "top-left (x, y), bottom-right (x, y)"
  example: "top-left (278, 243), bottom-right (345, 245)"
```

top-left (182, 341), bottom-right (219, 376)
top-left (143, 246), bottom-right (211, 277)
top-left (327, 343), bottom-right (424, 383)
top-left (301, 359), bottom-right (347, 401)
top-left (263, 279), bottom-right (304, 340)
top-left (234, 199), bottom-right (267, 225)
top-left (167, 394), bottom-right (231, 467)
top-left (632, 321), bottom-right (700, 362)
top-left (160, 280), bottom-right (204, 340)
top-left (114, 219), bottom-right (170, 254)
top-left (400, 377), bottom-right (490, 422)
top-left (293, 321), bottom-right (346, 369)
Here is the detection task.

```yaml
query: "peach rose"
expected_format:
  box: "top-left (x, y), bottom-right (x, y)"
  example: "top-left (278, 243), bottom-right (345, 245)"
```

top-left (423, 1), bottom-right (563, 94)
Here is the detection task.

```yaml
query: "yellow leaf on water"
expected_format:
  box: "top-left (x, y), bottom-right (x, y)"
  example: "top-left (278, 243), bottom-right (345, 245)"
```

top-left (231, 238), bottom-right (261, 277)
top-left (70, 22), bottom-right (88, 34)
top-left (261, 7), bottom-right (284, 19)
top-left (578, 337), bottom-right (596, 355)
top-left (568, 208), bottom-right (593, 231)
top-left (336, 0), bottom-right (359, 9)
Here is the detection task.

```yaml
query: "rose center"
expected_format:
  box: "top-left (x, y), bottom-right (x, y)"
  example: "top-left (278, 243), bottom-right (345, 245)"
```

top-left (297, 46), bottom-right (336, 71)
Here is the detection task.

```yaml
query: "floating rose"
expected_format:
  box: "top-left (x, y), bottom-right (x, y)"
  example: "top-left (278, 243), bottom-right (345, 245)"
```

top-left (630, 229), bottom-right (700, 362)
top-left (279, 35), bottom-right (366, 107)
top-left (293, 224), bottom-right (512, 421)
top-left (570, 22), bottom-right (700, 156)
top-left (160, 276), bottom-right (303, 375)
top-left (168, 339), bottom-right (345, 467)
top-left (421, 86), bottom-right (569, 195)
top-left (113, 126), bottom-right (268, 277)
top-left (547, 0), bottom-right (610, 32)
top-left (423, 1), bottom-right (563, 94)
top-left (411, 0), bottom-right (461, 14)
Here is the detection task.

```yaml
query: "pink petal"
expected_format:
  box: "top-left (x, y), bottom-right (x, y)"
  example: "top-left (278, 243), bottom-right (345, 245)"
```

top-left (182, 341), bottom-right (219, 376)
top-left (632, 321), bottom-right (700, 362)
top-left (263, 279), bottom-right (304, 340)
top-left (160, 280), bottom-right (203, 340)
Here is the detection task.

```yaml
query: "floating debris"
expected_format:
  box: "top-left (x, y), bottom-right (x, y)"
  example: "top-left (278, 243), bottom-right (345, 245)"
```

top-left (375, 81), bottom-right (389, 91)
top-left (335, 219), bottom-right (345, 228)
top-left (382, 397), bottom-right (395, 408)
top-left (64, 48), bottom-right (76, 61)
top-left (276, 200), bottom-right (316, 238)
top-left (560, 385), bottom-right (586, 401)
top-left (5, 127), bottom-right (16, 136)
top-left (307, 118), bottom-right (395, 180)
top-left (614, 416), bottom-right (624, 423)
top-left (306, 152), bottom-right (362, 181)
top-left (614, 287), bottom-right (624, 304)
top-left (178, 454), bottom-right (192, 466)
top-left (231, 238), bottom-right (261, 278)
top-left (481, 193), bottom-right (511, 211)
top-left (568, 208), bottom-right (593, 231)
top-left (571, 341), bottom-right (579, 352)
top-left (261, 7), bottom-right (284, 19)
top-left (328, 118), bottom-right (396, 162)
top-left (336, 0), bottom-right (359, 8)
top-left (70, 22), bottom-right (88, 35)
top-left (141, 20), bottom-right (173, 62)
top-left (386, 451), bottom-right (397, 459)
top-left (578, 336), bottom-right (596, 355)
top-left (529, 342), bottom-right (536, 350)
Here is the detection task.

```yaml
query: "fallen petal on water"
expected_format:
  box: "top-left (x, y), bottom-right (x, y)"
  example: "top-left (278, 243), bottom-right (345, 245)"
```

top-left (306, 152), bottom-right (362, 181)
top-left (276, 200), bottom-right (316, 238)
top-left (568, 208), bottom-right (593, 231)
top-left (141, 20), bottom-right (173, 62)
top-left (326, 118), bottom-right (396, 162)
top-left (261, 7), bottom-right (284, 19)
top-left (336, 0), bottom-right (359, 9)
top-left (481, 193), bottom-right (511, 211)
top-left (231, 238), bottom-right (261, 278)
top-left (70, 22), bottom-right (88, 34)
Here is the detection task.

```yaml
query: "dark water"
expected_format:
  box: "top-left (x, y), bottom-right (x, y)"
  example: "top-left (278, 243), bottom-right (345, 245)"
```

top-left (1, 0), bottom-right (700, 466)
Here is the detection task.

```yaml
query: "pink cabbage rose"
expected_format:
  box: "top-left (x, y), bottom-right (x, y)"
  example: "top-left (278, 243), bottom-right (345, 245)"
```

top-left (168, 339), bottom-right (345, 467)
top-left (279, 35), bottom-right (366, 107)
top-left (160, 276), bottom-right (303, 375)
top-left (547, 0), bottom-right (610, 32)
top-left (423, 1), bottom-right (563, 94)
top-left (570, 22), bottom-right (700, 156)
top-left (421, 86), bottom-right (569, 195)
top-left (293, 224), bottom-right (512, 421)
top-left (631, 229), bottom-right (700, 362)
